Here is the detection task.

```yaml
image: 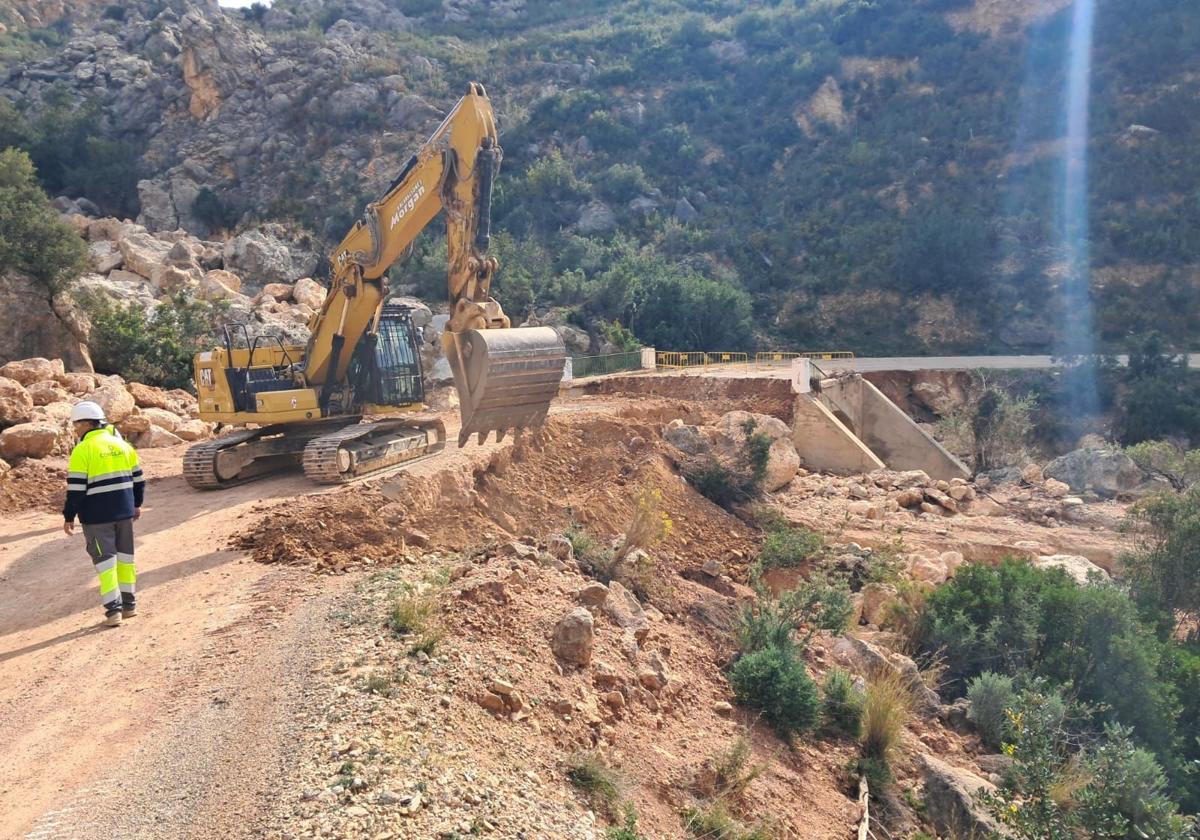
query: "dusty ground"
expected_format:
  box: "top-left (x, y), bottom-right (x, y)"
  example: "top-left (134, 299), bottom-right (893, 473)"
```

top-left (0, 373), bottom-right (1133, 840)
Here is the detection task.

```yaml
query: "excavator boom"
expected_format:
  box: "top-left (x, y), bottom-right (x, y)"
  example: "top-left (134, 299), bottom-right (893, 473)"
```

top-left (317, 82), bottom-right (564, 443)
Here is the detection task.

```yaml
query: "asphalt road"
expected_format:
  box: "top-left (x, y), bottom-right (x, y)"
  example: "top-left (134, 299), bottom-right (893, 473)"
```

top-left (819, 353), bottom-right (1200, 372)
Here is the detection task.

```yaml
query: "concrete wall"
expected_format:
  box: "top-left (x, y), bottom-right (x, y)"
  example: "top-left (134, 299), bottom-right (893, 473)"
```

top-left (814, 375), bottom-right (969, 481)
top-left (792, 395), bottom-right (885, 475)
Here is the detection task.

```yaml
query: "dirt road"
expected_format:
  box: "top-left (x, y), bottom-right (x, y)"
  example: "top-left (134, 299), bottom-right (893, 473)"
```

top-left (0, 401), bottom-right (540, 840)
top-left (0, 447), bottom-right (339, 839)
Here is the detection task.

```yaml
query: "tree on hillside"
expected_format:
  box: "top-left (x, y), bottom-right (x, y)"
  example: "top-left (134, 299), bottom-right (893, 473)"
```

top-left (1118, 333), bottom-right (1200, 445)
top-left (0, 148), bottom-right (86, 295)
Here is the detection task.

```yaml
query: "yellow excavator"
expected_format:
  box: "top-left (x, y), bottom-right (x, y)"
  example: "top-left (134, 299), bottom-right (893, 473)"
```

top-left (183, 83), bottom-right (565, 488)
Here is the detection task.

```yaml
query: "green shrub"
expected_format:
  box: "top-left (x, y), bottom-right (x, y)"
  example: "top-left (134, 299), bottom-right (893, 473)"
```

top-left (566, 752), bottom-right (623, 817)
top-left (387, 587), bottom-right (444, 655)
top-left (821, 668), bottom-right (864, 737)
top-left (0, 149), bottom-right (86, 295)
top-left (728, 646), bottom-right (819, 737)
top-left (982, 693), bottom-right (1193, 840)
top-left (1125, 440), bottom-right (1200, 490)
top-left (1122, 486), bottom-right (1200, 635)
top-left (966, 671), bottom-right (1016, 749)
top-left (686, 459), bottom-right (742, 508)
top-left (757, 525), bottom-right (824, 569)
top-left (935, 381), bottom-right (1036, 471)
top-left (78, 289), bottom-right (222, 390)
top-left (606, 805), bottom-right (646, 840)
top-left (737, 574), bottom-right (852, 654)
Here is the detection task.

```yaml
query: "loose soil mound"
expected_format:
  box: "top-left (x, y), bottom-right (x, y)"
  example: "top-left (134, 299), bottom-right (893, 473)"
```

top-left (236, 411), bottom-right (760, 575)
top-left (1, 461), bottom-right (67, 513)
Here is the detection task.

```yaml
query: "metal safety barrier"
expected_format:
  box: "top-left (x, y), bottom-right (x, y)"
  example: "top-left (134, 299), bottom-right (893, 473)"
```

top-left (656, 351), bottom-right (749, 368)
top-left (569, 350), bottom-right (645, 379)
top-left (754, 351), bottom-right (856, 364)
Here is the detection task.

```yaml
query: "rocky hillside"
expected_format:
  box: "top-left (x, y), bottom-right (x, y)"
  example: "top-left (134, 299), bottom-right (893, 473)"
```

top-left (1, 0), bottom-right (1198, 355)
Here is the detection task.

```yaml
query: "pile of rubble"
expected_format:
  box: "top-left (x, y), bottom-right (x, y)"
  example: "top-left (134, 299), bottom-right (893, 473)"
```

top-left (67, 214), bottom-right (325, 345)
top-left (0, 356), bottom-right (214, 467)
top-left (62, 213), bottom-right (456, 382)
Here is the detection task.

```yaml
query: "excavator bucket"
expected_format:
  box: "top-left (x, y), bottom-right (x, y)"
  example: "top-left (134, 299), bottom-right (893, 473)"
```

top-left (444, 326), bottom-right (566, 446)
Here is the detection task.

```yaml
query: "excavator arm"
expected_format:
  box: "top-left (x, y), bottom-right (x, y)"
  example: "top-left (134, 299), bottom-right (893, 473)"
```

top-left (303, 82), bottom-right (564, 443)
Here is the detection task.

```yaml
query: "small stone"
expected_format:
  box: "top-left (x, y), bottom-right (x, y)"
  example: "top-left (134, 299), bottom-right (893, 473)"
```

top-left (551, 607), bottom-right (594, 666)
top-left (603, 690), bottom-right (625, 709)
top-left (577, 582), bottom-right (609, 607)
top-left (1021, 463), bottom-right (1044, 484)
top-left (487, 678), bottom-right (514, 696)
top-left (477, 692), bottom-right (506, 713)
top-left (344, 805), bottom-right (369, 818)
top-left (1043, 478), bottom-right (1070, 498)
top-left (847, 482), bottom-right (870, 499)
top-left (713, 701), bottom-right (734, 717)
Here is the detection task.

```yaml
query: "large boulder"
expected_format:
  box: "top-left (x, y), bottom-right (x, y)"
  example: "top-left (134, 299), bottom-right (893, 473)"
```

top-left (602, 580), bottom-right (649, 643)
top-left (26, 380), bottom-right (71, 406)
top-left (0, 357), bottom-right (66, 386)
top-left (59, 372), bottom-right (97, 395)
top-left (831, 635), bottom-right (941, 715)
top-left (126, 382), bottom-right (174, 410)
top-left (1043, 448), bottom-right (1151, 499)
top-left (90, 384), bottom-right (137, 424)
top-left (921, 754), bottom-right (1003, 839)
top-left (713, 410), bottom-right (799, 491)
top-left (291, 277), bottom-right (327, 310)
top-left (88, 240), bottom-right (125, 273)
top-left (223, 230), bottom-right (295, 286)
top-left (1034, 554), bottom-right (1109, 584)
top-left (136, 426), bottom-right (184, 448)
top-left (551, 607), bottom-right (594, 666)
top-left (0, 377), bottom-right (34, 427)
top-left (0, 422), bottom-right (61, 459)
top-left (117, 230), bottom-right (172, 279)
top-left (576, 201), bottom-right (617, 235)
top-left (663, 419), bottom-right (711, 456)
top-left (141, 407), bottom-right (180, 432)
top-left (200, 269), bottom-right (243, 302)
top-left (174, 419), bottom-right (213, 441)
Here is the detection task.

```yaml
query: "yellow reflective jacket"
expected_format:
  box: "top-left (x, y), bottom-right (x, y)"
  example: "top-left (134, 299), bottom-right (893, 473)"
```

top-left (63, 425), bottom-right (145, 524)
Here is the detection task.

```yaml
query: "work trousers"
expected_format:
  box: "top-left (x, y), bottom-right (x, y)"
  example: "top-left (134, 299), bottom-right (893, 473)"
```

top-left (81, 519), bottom-right (136, 616)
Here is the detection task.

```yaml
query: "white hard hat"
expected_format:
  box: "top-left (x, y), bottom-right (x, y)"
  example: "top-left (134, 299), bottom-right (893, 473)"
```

top-left (70, 401), bottom-right (106, 423)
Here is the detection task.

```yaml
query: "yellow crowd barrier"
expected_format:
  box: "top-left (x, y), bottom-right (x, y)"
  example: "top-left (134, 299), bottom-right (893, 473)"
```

top-left (754, 351), bottom-right (856, 364)
top-left (656, 351), bottom-right (749, 368)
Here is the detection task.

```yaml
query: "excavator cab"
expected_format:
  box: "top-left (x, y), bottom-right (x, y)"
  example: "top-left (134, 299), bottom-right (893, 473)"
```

top-left (349, 304), bottom-right (426, 411)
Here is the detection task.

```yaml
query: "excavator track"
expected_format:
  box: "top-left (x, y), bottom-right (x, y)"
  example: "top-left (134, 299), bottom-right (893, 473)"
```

top-left (302, 417), bottom-right (447, 484)
top-left (183, 420), bottom-right (363, 490)
top-left (183, 428), bottom-right (273, 490)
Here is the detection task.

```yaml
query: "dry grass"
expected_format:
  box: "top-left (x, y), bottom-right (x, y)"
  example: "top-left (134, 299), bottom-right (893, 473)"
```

top-left (861, 669), bottom-right (914, 766)
top-left (566, 752), bottom-right (625, 817)
top-left (387, 587), bottom-right (445, 655)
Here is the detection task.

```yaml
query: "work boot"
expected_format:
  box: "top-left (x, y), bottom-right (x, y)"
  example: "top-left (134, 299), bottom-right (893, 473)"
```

top-left (104, 611), bottom-right (123, 628)
top-left (122, 605), bottom-right (137, 619)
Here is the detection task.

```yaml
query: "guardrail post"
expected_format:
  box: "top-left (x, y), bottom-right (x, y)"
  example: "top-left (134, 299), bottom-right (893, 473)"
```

top-left (641, 347), bottom-right (656, 370)
top-left (562, 357), bottom-right (574, 382)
